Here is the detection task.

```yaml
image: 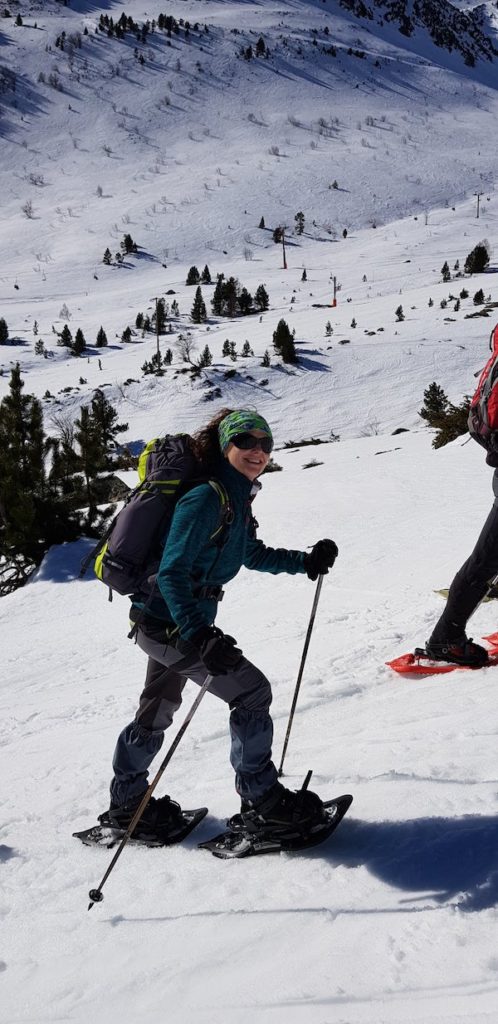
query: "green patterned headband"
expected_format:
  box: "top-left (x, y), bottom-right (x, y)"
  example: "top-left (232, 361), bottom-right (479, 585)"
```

top-left (218, 410), bottom-right (273, 452)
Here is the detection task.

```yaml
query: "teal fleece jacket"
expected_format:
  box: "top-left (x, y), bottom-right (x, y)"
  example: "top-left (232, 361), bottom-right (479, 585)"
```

top-left (146, 456), bottom-right (306, 639)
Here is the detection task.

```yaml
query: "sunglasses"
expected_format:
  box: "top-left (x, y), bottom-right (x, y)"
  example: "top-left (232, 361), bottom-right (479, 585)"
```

top-left (231, 432), bottom-right (273, 454)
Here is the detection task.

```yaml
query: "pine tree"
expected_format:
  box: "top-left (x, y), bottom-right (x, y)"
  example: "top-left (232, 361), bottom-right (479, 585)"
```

top-left (121, 233), bottom-right (138, 255)
top-left (136, 312), bottom-right (144, 329)
top-left (73, 328), bottom-right (86, 357)
top-left (201, 264), bottom-right (212, 284)
top-left (142, 353), bottom-right (164, 376)
top-left (222, 338), bottom-right (231, 357)
top-left (212, 275), bottom-right (225, 316)
top-left (441, 261), bottom-right (451, 282)
top-left (96, 326), bottom-right (108, 347)
top-left (241, 341), bottom-right (253, 357)
top-left (121, 326), bottom-right (132, 343)
top-left (254, 284), bottom-right (269, 312)
top-left (473, 289), bottom-right (485, 305)
top-left (223, 277), bottom-right (238, 317)
top-left (237, 287), bottom-right (253, 315)
top-left (198, 344), bottom-right (212, 368)
top-left (152, 298), bottom-right (167, 335)
top-left (294, 211), bottom-right (305, 235)
top-left (258, 217), bottom-right (265, 229)
top-left (261, 349), bottom-right (270, 367)
top-left (464, 243), bottom-right (490, 275)
top-left (191, 286), bottom-right (207, 324)
top-left (325, 321), bottom-right (332, 337)
top-left (0, 366), bottom-right (81, 588)
top-left (432, 398), bottom-right (470, 449)
top-left (90, 389), bottom-right (128, 468)
top-left (103, 248), bottom-right (112, 265)
top-left (420, 381), bottom-right (472, 449)
top-left (0, 364), bottom-right (45, 564)
top-left (74, 404), bottom-right (106, 523)
top-left (301, 269), bottom-right (307, 282)
top-left (395, 305), bottom-right (405, 322)
top-left (0, 318), bottom-right (8, 344)
top-left (419, 382), bottom-right (448, 425)
top-left (60, 325), bottom-right (73, 349)
top-left (273, 319), bottom-right (297, 363)
top-left (186, 265), bottom-right (201, 286)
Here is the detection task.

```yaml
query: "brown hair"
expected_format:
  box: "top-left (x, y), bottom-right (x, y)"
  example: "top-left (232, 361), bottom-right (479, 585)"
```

top-left (190, 407), bottom-right (234, 471)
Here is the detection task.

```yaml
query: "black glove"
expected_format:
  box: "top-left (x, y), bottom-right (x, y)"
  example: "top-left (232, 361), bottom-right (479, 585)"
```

top-left (191, 625), bottom-right (242, 676)
top-left (303, 539), bottom-right (338, 580)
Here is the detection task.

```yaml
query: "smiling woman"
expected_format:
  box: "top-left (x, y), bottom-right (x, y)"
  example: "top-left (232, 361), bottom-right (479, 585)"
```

top-left (217, 409), bottom-right (274, 480)
top-left (101, 407), bottom-right (339, 843)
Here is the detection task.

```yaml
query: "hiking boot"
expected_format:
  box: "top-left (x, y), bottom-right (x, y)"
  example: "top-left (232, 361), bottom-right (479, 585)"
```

top-left (102, 793), bottom-right (184, 833)
top-left (425, 637), bottom-right (488, 667)
top-left (240, 782), bottom-right (325, 833)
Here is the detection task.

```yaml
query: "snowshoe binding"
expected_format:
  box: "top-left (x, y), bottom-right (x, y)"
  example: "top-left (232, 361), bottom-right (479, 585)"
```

top-left (424, 637), bottom-right (489, 668)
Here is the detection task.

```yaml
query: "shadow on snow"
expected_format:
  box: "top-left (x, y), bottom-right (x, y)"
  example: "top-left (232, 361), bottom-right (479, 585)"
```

top-left (316, 812), bottom-right (498, 911)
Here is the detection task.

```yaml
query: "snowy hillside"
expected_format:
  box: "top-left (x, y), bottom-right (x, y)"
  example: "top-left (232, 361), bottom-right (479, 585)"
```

top-left (1, 0), bottom-right (498, 282)
top-left (1, 1), bottom-right (498, 1022)
top-left (2, 432), bottom-right (498, 1023)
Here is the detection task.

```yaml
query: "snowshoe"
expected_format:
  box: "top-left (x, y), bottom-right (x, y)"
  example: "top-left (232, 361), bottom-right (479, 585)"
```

top-left (73, 806), bottom-right (208, 849)
top-left (199, 794), bottom-right (353, 859)
top-left (387, 635), bottom-right (498, 676)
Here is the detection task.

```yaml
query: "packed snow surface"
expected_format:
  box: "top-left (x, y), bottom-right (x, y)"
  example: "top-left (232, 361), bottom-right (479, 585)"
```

top-left (2, 432), bottom-right (498, 1024)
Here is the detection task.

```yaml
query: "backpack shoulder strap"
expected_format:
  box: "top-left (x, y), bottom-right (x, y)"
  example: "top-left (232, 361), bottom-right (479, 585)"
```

top-left (207, 479), bottom-right (234, 544)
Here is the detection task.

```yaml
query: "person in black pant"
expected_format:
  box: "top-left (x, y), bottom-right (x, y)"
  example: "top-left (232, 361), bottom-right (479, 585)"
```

top-left (425, 474), bottom-right (498, 666)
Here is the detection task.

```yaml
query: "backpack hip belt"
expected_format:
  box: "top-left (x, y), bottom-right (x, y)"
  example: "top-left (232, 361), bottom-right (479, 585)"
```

top-left (192, 584), bottom-right (225, 601)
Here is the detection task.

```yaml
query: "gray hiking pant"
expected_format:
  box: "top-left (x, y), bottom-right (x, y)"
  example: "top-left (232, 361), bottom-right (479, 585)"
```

top-left (110, 624), bottom-right (278, 807)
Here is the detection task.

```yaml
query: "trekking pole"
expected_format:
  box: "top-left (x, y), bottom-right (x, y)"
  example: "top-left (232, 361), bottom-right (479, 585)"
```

top-left (278, 575), bottom-right (324, 777)
top-left (87, 673), bottom-right (214, 910)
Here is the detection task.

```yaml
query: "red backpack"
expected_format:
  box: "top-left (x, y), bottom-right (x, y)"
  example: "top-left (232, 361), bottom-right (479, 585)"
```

top-left (468, 324), bottom-right (498, 465)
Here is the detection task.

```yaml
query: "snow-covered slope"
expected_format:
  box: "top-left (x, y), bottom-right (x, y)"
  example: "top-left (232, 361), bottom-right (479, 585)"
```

top-left (1, 0), bottom-right (497, 284)
top-left (2, 431), bottom-right (498, 1023)
top-left (1, 2), bottom-right (498, 1021)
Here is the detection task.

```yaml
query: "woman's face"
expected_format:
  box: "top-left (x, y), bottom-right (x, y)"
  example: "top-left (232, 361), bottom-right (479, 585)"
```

top-left (225, 429), bottom-right (271, 480)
